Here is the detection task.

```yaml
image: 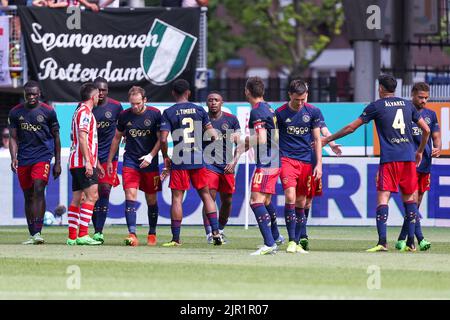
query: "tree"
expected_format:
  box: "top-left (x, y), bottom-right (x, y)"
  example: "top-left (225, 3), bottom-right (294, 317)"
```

top-left (215, 0), bottom-right (344, 77)
top-left (207, 0), bottom-right (243, 68)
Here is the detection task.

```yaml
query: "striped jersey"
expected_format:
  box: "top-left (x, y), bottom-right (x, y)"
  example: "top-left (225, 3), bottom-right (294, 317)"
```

top-left (69, 103), bottom-right (98, 169)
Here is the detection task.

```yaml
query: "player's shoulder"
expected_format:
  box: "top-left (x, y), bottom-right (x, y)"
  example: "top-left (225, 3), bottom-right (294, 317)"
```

top-left (9, 103), bottom-right (24, 114)
top-left (107, 97), bottom-right (121, 106)
top-left (276, 103), bottom-right (289, 113)
top-left (75, 103), bottom-right (89, 115)
top-left (304, 103), bottom-right (321, 114)
top-left (423, 107), bottom-right (437, 117)
top-left (222, 111), bottom-right (237, 120)
top-left (39, 102), bottom-right (54, 112)
top-left (260, 101), bottom-right (274, 111)
top-left (422, 107), bottom-right (438, 124)
top-left (119, 108), bottom-right (131, 117)
top-left (192, 102), bottom-right (206, 112)
top-left (366, 99), bottom-right (383, 110)
top-left (145, 105), bottom-right (161, 114)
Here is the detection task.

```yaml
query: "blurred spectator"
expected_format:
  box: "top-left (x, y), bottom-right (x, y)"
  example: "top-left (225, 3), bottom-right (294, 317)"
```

top-left (2, 0), bottom-right (29, 5)
top-left (0, 127), bottom-right (9, 154)
top-left (182, 0), bottom-right (207, 7)
top-left (160, 0), bottom-right (180, 7)
top-left (32, 0), bottom-right (46, 5)
top-left (35, 0), bottom-right (100, 11)
top-left (98, 0), bottom-right (119, 8)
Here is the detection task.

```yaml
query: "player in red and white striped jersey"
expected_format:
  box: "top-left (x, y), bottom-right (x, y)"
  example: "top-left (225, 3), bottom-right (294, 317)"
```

top-left (66, 83), bottom-right (104, 246)
top-left (69, 102), bottom-right (98, 169)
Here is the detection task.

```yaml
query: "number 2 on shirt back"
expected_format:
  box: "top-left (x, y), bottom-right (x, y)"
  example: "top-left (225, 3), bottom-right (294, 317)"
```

top-left (182, 118), bottom-right (195, 144)
top-left (392, 109), bottom-right (406, 135)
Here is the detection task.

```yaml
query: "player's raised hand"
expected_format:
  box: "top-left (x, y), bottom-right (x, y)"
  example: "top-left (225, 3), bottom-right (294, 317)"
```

top-left (10, 159), bottom-right (18, 173)
top-left (313, 165), bottom-right (322, 180)
top-left (53, 162), bottom-right (61, 179)
top-left (432, 148), bottom-right (441, 158)
top-left (139, 153), bottom-right (153, 169)
top-left (331, 144), bottom-right (343, 156)
top-left (415, 151), bottom-right (423, 167)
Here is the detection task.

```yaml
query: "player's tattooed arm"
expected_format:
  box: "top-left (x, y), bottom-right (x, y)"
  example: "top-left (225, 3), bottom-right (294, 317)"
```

top-left (9, 128), bottom-right (18, 173)
top-left (107, 129), bottom-right (124, 175)
top-left (322, 118), bottom-right (364, 146)
top-left (51, 128), bottom-right (62, 179)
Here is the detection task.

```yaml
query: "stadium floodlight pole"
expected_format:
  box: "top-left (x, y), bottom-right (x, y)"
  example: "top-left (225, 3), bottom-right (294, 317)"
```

top-left (354, 41), bottom-right (380, 102)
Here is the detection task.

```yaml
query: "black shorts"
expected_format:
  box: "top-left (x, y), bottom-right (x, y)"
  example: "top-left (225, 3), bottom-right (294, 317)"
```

top-left (70, 167), bottom-right (98, 192)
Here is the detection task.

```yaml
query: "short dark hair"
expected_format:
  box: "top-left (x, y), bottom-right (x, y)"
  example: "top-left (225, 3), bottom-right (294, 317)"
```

top-left (24, 80), bottom-right (40, 91)
top-left (412, 82), bottom-right (430, 94)
top-left (288, 79), bottom-right (309, 95)
top-left (378, 74), bottom-right (397, 93)
top-left (207, 91), bottom-right (223, 98)
top-left (94, 77), bottom-right (108, 86)
top-left (172, 79), bottom-right (190, 96)
top-left (80, 82), bottom-right (98, 101)
top-left (245, 77), bottom-right (265, 98)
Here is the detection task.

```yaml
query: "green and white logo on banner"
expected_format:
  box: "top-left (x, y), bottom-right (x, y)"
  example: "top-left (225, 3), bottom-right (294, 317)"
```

top-left (141, 19), bottom-right (197, 86)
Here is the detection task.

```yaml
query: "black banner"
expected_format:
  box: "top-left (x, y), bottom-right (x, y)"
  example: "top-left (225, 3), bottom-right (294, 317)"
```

top-left (18, 7), bottom-right (200, 102)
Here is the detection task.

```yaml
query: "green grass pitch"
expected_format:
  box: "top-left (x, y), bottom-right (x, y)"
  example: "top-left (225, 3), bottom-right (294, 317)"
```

top-left (0, 225), bottom-right (449, 300)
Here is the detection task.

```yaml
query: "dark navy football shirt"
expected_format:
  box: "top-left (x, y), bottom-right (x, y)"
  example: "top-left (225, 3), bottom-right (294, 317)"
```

top-left (160, 102), bottom-right (211, 170)
top-left (203, 112), bottom-right (241, 174)
top-left (117, 106), bottom-right (161, 172)
top-left (8, 102), bottom-right (60, 166)
top-left (249, 102), bottom-right (279, 169)
top-left (92, 98), bottom-right (123, 163)
top-left (411, 107), bottom-right (440, 173)
top-left (276, 103), bottom-right (321, 163)
top-left (359, 97), bottom-right (421, 164)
